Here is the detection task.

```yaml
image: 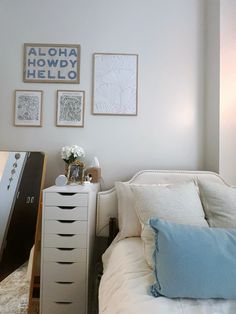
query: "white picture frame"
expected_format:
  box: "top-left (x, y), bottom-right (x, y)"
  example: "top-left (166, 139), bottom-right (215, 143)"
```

top-left (92, 53), bottom-right (138, 116)
top-left (14, 90), bottom-right (43, 127)
top-left (56, 90), bottom-right (85, 127)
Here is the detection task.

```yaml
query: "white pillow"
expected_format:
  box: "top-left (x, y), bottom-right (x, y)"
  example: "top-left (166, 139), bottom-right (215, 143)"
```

top-left (199, 181), bottom-right (236, 228)
top-left (115, 182), bottom-right (142, 240)
top-left (115, 181), bottom-right (178, 240)
top-left (131, 181), bottom-right (208, 268)
top-left (115, 180), bottom-right (201, 240)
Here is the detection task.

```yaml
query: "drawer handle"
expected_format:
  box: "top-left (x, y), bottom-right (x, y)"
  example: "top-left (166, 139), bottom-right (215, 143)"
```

top-left (54, 301), bottom-right (73, 305)
top-left (58, 220), bottom-right (75, 223)
top-left (57, 262), bottom-right (74, 265)
top-left (57, 248), bottom-right (75, 251)
top-left (58, 206), bottom-right (75, 210)
top-left (57, 234), bottom-right (75, 237)
top-left (55, 281), bottom-right (74, 284)
top-left (58, 192), bottom-right (76, 196)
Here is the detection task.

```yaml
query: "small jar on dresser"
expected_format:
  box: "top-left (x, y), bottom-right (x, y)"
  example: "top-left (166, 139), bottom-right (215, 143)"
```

top-left (40, 183), bottom-right (100, 314)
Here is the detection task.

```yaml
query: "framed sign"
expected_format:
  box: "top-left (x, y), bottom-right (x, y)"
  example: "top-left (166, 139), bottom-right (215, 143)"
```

top-left (14, 90), bottom-right (43, 126)
top-left (56, 90), bottom-right (85, 127)
top-left (92, 53), bottom-right (138, 115)
top-left (23, 43), bottom-right (80, 83)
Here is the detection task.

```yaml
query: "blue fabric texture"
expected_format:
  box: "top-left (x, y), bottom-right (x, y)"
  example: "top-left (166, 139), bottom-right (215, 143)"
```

top-left (149, 218), bottom-right (236, 299)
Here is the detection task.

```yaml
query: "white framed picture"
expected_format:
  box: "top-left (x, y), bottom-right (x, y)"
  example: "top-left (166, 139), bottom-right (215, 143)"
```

top-left (14, 90), bottom-right (43, 126)
top-left (56, 90), bottom-right (85, 127)
top-left (92, 53), bottom-right (138, 116)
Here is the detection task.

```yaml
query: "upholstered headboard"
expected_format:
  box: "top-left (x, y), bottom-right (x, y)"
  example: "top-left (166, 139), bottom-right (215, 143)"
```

top-left (96, 170), bottom-right (228, 237)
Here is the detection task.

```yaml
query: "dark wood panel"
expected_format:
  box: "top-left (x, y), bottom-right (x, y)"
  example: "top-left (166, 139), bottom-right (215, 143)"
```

top-left (0, 152), bottom-right (45, 281)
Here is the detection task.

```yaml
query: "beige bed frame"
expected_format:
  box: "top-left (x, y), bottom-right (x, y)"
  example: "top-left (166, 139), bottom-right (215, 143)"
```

top-left (95, 170), bottom-right (228, 238)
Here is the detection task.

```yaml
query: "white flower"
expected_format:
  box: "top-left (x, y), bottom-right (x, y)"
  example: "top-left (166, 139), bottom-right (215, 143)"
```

top-left (61, 145), bottom-right (85, 163)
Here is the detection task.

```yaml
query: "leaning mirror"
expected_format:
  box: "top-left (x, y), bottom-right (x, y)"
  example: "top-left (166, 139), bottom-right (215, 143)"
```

top-left (0, 151), bottom-right (45, 281)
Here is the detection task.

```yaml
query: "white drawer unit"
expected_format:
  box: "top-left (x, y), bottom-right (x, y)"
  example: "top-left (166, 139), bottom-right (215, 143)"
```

top-left (43, 247), bottom-right (87, 262)
top-left (44, 192), bottom-right (88, 207)
top-left (44, 220), bottom-right (87, 234)
top-left (40, 183), bottom-right (100, 314)
top-left (44, 234), bottom-right (87, 248)
top-left (44, 206), bottom-right (88, 220)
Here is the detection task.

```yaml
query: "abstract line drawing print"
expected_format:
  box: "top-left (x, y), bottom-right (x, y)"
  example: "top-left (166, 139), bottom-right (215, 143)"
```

top-left (57, 90), bottom-right (84, 127)
top-left (59, 95), bottom-right (82, 122)
top-left (17, 95), bottom-right (39, 121)
top-left (14, 90), bottom-right (42, 126)
top-left (93, 54), bottom-right (138, 115)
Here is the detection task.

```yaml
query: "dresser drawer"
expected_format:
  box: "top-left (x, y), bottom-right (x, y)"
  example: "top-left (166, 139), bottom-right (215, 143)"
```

top-left (43, 281), bottom-right (86, 303)
top-left (42, 261), bottom-right (86, 283)
top-left (44, 206), bottom-right (88, 221)
top-left (44, 220), bottom-right (87, 234)
top-left (44, 234), bottom-right (87, 248)
top-left (44, 192), bottom-right (88, 206)
top-left (43, 248), bottom-right (87, 263)
top-left (41, 300), bottom-right (85, 314)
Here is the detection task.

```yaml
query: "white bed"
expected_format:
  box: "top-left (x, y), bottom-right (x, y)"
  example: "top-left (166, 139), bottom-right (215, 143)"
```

top-left (99, 238), bottom-right (236, 314)
top-left (96, 170), bottom-right (236, 314)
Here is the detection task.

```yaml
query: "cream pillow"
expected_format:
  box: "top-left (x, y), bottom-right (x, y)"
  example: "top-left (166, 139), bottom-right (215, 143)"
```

top-left (115, 182), bottom-right (170, 240)
top-left (199, 181), bottom-right (236, 228)
top-left (131, 181), bottom-right (208, 268)
top-left (115, 181), bottom-right (178, 240)
top-left (115, 182), bottom-right (142, 240)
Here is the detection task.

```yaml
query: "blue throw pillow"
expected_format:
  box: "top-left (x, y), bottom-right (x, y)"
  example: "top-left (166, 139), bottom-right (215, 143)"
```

top-left (149, 218), bottom-right (236, 299)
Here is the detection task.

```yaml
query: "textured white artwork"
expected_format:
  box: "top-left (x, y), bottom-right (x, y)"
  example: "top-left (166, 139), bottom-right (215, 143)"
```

top-left (93, 54), bottom-right (138, 115)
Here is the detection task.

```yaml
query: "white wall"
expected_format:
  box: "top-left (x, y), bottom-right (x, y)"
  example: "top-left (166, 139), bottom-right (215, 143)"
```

top-left (0, 0), bottom-right (206, 188)
top-left (220, 0), bottom-right (236, 184)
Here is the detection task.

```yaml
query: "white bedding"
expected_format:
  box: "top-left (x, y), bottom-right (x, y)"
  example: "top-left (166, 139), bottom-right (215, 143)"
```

top-left (99, 238), bottom-right (236, 314)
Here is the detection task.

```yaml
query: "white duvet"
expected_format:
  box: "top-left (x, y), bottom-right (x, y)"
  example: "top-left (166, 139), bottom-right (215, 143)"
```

top-left (99, 238), bottom-right (236, 314)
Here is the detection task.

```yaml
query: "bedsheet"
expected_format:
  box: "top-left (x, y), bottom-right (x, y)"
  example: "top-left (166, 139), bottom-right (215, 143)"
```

top-left (99, 238), bottom-right (236, 314)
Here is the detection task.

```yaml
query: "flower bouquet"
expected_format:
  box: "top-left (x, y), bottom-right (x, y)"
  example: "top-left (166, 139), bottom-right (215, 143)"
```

top-left (61, 145), bottom-right (85, 164)
top-left (61, 145), bottom-right (85, 183)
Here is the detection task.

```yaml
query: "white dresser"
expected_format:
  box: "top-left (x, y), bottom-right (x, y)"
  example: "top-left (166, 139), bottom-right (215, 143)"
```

top-left (40, 183), bottom-right (100, 314)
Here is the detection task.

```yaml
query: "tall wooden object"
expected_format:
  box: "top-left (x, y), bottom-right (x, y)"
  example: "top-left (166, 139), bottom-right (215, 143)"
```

top-left (27, 156), bottom-right (46, 314)
top-left (0, 152), bottom-right (46, 280)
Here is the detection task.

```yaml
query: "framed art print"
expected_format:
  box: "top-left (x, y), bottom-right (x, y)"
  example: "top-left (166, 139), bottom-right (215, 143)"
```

top-left (56, 90), bottom-right (85, 127)
top-left (14, 90), bottom-right (43, 126)
top-left (92, 53), bottom-right (138, 115)
top-left (23, 43), bottom-right (80, 83)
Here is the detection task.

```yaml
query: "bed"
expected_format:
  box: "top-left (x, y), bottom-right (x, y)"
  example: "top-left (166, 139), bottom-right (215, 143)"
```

top-left (96, 170), bottom-right (236, 314)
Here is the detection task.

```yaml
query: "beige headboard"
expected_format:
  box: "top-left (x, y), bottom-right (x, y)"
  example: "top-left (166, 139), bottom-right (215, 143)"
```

top-left (96, 170), bottom-right (228, 237)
